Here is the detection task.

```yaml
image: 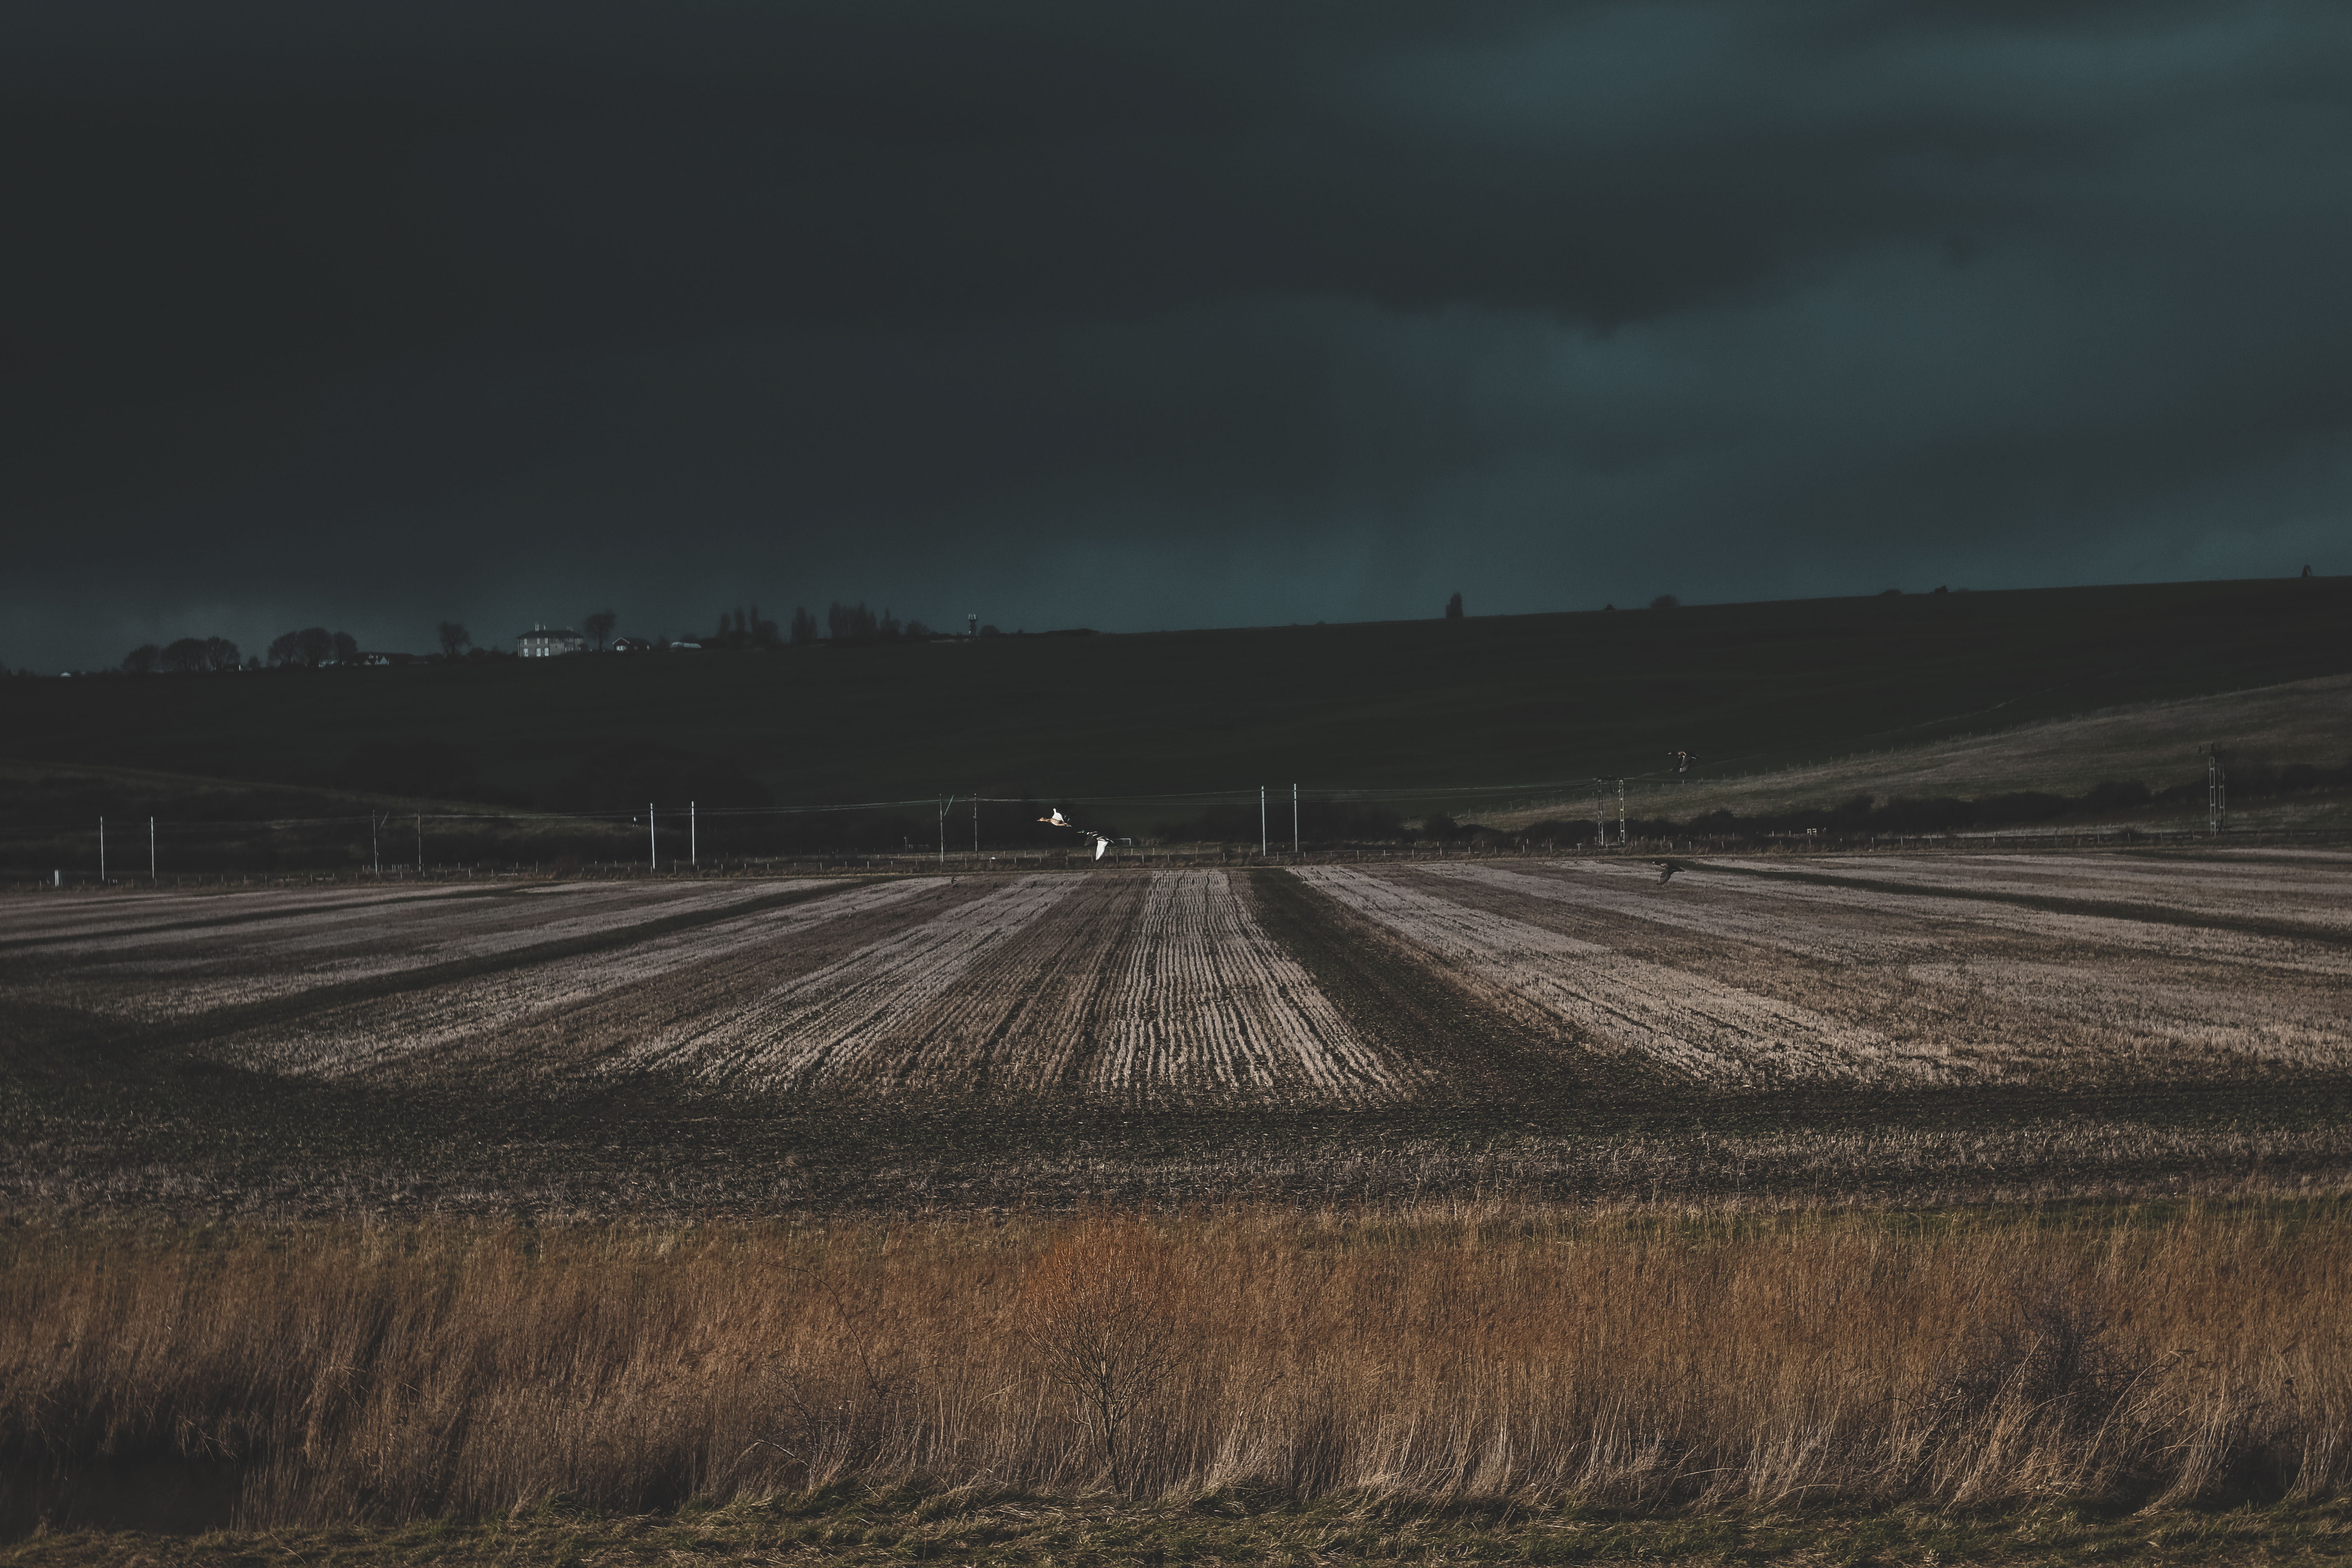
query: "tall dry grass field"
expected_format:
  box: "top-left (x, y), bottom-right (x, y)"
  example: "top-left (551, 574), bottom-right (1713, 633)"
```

top-left (5, 1204), bottom-right (2347, 1528)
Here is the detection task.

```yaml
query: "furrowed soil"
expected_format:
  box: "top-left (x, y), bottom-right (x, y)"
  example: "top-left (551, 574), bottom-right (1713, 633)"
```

top-left (1, 849), bottom-right (2347, 1218)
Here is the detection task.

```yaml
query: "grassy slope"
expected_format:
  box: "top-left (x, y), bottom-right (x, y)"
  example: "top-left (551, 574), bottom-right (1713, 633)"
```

top-left (3, 579), bottom-right (2347, 833)
top-left (1477, 671), bottom-right (2352, 831)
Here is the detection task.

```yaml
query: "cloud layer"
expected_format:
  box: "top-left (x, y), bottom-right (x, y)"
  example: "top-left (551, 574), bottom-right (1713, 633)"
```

top-left (7, 0), bottom-right (2348, 667)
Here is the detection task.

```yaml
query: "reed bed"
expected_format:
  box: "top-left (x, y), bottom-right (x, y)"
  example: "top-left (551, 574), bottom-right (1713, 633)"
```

top-left (5, 1203), bottom-right (2346, 1529)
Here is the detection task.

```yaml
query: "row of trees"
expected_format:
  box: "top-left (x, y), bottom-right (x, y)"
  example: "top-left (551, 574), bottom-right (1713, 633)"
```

top-left (122, 637), bottom-right (241, 674)
top-left (824, 601), bottom-right (933, 642)
top-left (123, 627), bottom-right (375, 672)
top-left (119, 600), bottom-right (956, 675)
top-left (697, 601), bottom-right (936, 650)
top-left (267, 628), bottom-right (361, 668)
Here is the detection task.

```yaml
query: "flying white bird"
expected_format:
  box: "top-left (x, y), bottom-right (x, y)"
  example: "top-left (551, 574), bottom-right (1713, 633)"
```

top-left (1039, 808), bottom-right (1070, 827)
top-left (1082, 831), bottom-right (1113, 861)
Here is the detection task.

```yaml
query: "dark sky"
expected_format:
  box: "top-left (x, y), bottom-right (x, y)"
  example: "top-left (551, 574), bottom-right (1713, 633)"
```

top-left (9, 0), bottom-right (2349, 670)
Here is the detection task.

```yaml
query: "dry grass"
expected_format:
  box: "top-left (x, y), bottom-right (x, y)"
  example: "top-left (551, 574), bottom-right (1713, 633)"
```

top-left (5, 1203), bottom-right (2349, 1530)
top-left (11, 1491), bottom-right (2352, 1567)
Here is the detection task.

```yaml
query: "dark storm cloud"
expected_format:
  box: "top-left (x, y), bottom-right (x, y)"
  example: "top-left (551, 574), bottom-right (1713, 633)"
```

top-left (5, 1), bottom-right (2349, 668)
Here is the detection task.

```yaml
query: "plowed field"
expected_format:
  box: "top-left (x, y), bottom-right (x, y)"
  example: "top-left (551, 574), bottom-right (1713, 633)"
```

top-left (7, 853), bottom-right (2350, 1105)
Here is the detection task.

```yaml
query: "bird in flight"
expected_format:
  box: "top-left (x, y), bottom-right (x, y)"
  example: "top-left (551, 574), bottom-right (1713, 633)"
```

top-left (1652, 858), bottom-right (1687, 884)
top-left (1038, 808), bottom-right (1070, 827)
top-left (1081, 831), bottom-right (1114, 861)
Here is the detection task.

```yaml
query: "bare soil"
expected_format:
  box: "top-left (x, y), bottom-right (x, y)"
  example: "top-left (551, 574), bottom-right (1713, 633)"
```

top-left (2, 849), bottom-right (2347, 1218)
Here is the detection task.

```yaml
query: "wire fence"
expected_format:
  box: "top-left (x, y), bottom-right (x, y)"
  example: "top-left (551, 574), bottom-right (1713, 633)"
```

top-left (4, 780), bottom-right (2334, 890)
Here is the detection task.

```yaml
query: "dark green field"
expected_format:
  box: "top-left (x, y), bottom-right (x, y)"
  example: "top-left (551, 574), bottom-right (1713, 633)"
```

top-left (7, 579), bottom-right (2348, 834)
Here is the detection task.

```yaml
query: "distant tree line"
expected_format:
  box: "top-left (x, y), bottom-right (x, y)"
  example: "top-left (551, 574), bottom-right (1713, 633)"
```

top-left (122, 636), bottom-right (242, 674)
top-left (266, 628), bottom-right (361, 668)
top-left (822, 601), bottom-right (933, 643)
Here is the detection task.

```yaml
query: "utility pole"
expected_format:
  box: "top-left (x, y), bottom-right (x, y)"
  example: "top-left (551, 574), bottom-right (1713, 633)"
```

top-left (371, 814), bottom-right (379, 876)
top-left (973, 795), bottom-right (979, 855)
top-left (99, 817), bottom-right (105, 883)
top-left (2206, 744), bottom-right (2228, 837)
top-left (690, 801), bottom-right (698, 867)
top-left (1259, 786), bottom-right (1267, 857)
top-left (1619, 778), bottom-right (1628, 846)
top-left (149, 817), bottom-right (156, 882)
top-left (647, 802), bottom-right (657, 870)
top-left (937, 795), bottom-right (947, 866)
top-left (1594, 780), bottom-right (1606, 848)
top-left (1292, 782), bottom-right (1299, 855)
top-left (416, 813), bottom-right (423, 873)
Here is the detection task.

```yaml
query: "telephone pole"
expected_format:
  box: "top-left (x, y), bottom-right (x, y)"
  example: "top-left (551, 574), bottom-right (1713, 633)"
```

top-left (690, 802), bottom-right (698, 867)
top-left (1259, 786), bottom-right (1267, 857)
top-left (149, 817), bottom-right (156, 882)
top-left (1292, 782), bottom-right (1299, 855)
top-left (2206, 744), bottom-right (2228, 837)
top-left (98, 817), bottom-right (105, 883)
top-left (647, 802), bottom-right (657, 870)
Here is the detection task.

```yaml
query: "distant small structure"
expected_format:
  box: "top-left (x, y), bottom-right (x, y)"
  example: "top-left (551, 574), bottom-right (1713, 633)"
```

top-left (612, 636), bottom-right (654, 653)
top-left (518, 624), bottom-right (587, 658)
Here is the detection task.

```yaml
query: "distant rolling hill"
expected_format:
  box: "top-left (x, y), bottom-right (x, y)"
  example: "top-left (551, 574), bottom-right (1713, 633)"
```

top-left (3, 578), bottom-right (2347, 850)
top-left (1480, 670), bottom-right (2352, 838)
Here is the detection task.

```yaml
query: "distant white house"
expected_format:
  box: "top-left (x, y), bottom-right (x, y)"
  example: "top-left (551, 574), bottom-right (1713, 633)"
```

top-left (518, 624), bottom-right (587, 658)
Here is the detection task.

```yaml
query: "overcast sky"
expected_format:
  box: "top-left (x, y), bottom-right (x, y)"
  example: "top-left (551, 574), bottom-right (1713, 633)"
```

top-left (7, 0), bottom-right (2348, 669)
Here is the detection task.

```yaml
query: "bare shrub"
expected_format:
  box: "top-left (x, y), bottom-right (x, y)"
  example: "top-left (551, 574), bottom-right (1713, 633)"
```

top-left (1015, 1215), bottom-right (1179, 1495)
top-left (1919, 1268), bottom-right (2154, 1501)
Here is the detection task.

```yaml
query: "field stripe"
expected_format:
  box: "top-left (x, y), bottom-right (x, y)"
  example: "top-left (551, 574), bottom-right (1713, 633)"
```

top-left (1903, 956), bottom-right (2352, 1074)
top-left (13, 882), bottom-right (809, 1022)
top-left (619, 875), bottom-right (1085, 1090)
top-left (1703, 857), bottom-right (2352, 951)
top-left (204, 877), bottom-right (938, 1077)
top-left (1408, 863), bottom-right (2350, 1084)
top-left (1296, 867), bottom-right (1941, 1087)
top-left (1084, 869), bottom-right (1398, 1105)
top-left (1427, 861), bottom-right (1946, 965)
top-left (1788, 853), bottom-right (2352, 932)
top-left (1693, 860), bottom-right (2352, 977)
top-left (0, 882), bottom-right (493, 949)
top-left (1242, 868), bottom-right (1624, 1101)
top-left (801, 873), bottom-right (1152, 1097)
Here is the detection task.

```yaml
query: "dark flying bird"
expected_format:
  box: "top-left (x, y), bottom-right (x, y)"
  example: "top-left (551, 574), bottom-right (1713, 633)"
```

top-left (1653, 858), bottom-right (1688, 884)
